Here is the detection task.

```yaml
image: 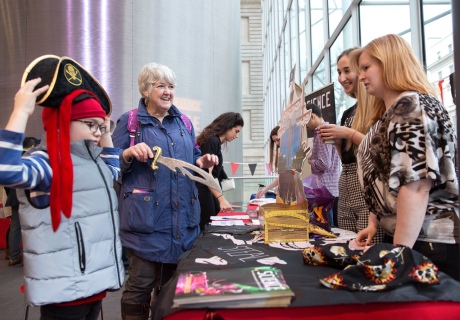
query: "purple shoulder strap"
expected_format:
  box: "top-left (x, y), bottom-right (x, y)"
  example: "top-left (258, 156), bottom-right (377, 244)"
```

top-left (180, 113), bottom-right (192, 134)
top-left (127, 109), bottom-right (138, 147)
top-left (180, 114), bottom-right (200, 150)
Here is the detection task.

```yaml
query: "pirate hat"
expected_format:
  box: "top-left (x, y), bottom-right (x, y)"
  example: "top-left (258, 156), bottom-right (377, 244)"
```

top-left (21, 54), bottom-right (111, 115)
top-left (21, 55), bottom-right (112, 232)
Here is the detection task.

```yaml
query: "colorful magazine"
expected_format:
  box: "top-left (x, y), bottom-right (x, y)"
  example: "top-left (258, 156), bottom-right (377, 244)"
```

top-left (173, 266), bottom-right (294, 309)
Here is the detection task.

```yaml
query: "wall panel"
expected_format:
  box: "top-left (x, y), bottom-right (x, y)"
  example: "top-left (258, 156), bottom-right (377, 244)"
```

top-left (0, 0), bottom-right (242, 172)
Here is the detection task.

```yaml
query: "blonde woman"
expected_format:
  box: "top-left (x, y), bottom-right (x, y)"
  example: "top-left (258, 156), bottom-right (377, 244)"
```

top-left (353, 34), bottom-right (459, 280)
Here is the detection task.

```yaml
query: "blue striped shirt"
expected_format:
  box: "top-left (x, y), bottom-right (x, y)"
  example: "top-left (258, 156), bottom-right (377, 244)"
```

top-left (0, 129), bottom-right (121, 207)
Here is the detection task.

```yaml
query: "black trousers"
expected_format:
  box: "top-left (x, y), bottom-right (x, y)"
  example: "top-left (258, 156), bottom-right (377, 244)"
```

top-left (40, 300), bottom-right (102, 320)
top-left (197, 182), bottom-right (220, 231)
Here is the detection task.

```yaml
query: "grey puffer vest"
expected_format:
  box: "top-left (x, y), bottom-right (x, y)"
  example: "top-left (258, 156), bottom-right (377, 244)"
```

top-left (18, 141), bottom-right (124, 307)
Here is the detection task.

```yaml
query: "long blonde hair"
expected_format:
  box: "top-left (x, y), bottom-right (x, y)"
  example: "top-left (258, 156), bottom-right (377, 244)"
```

top-left (343, 49), bottom-right (374, 135)
top-left (353, 34), bottom-right (436, 125)
top-left (338, 48), bottom-right (374, 152)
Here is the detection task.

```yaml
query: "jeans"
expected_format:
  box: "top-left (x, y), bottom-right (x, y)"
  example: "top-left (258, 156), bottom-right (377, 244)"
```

top-left (327, 197), bottom-right (339, 228)
top-left (8, 206), bottom-right (21, 260)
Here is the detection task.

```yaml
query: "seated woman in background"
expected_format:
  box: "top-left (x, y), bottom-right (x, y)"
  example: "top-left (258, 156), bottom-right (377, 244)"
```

top-left (319, 48), bottom-right (384, 243)
top-left (256, 125), bottom-right (280, 198)
top-left (352, 34), bottom-right (459, 280)
top-left (196, 112), bottom-right (244, 230)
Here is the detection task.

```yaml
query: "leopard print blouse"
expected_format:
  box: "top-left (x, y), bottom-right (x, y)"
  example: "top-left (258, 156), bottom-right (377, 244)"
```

top-left (357, 91), bottom-right (459, 243)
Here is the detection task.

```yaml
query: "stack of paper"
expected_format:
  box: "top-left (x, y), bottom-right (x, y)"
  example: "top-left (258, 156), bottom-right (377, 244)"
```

top-left (248, 198), bottom-right (277, 206)
top-left (210, 212), bottom-right (251, 226)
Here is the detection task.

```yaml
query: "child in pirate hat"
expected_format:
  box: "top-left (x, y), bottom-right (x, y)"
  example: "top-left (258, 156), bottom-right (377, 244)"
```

top-left (0, 55), bottom-right (124, 319)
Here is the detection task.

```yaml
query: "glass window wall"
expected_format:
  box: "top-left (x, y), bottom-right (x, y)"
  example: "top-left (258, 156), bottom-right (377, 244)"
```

top-left (360, 1), bottom-right (411, 45)
top-left (310, 0), bottom-right (324, 63)
top-left (312, 58), bottom-right (326, 92)
top-left (284, 23), bottom-right (291, 103)
top-left (279, 0), bottom-right (285, 35)
top-left (423, 0), bottom-right (455, 121)
top-left (328, 0), bottom-right (353, 37)
top-left (262, 0), bottom-right (456, 143)
top-left (290, 2), bottom-right (299, 83)
top-left (330, 19), bottom-right (355, 121)
top-left (279, 44), bottom-right (286, 108)
top-left (299, 0), bottom-right (308, 81)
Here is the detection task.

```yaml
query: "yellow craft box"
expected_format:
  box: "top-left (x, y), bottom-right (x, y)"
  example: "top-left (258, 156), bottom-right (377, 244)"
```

top-left (260, 202), bottom-right (309, 243)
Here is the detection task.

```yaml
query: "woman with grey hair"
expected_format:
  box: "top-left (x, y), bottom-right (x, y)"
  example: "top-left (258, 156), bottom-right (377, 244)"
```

top-left (112, 62), bottom-right (218, 319)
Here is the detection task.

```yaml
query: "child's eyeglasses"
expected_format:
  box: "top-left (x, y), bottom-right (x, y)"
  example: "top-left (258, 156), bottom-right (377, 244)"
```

top-left (78, 120), bottom-right (107, 135)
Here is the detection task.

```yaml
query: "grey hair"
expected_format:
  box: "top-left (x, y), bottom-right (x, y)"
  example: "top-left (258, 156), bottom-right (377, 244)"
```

top-left (138, 62), bottom-right (177, 104)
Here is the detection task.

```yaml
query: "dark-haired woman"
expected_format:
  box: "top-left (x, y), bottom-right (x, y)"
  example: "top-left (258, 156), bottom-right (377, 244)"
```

top-left (196, 112), bottom-right (244, 230)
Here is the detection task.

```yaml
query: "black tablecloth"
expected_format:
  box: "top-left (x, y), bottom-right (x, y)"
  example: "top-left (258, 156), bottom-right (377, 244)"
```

top-left (154, 227), bottom-right (460, 319)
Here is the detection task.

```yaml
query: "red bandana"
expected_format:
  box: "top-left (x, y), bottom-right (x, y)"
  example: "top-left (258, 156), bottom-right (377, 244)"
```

top-left (41, 90), bottom-right (103, 231)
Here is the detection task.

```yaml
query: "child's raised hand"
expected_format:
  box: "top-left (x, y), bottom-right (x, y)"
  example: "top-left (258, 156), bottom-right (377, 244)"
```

top-left (6, 78), bottom-right (49, 133)
top-left (99, 116), bottom-right (114, 148)
top-left (103, 116), bottom-right (112, 134)
top-left (14, 78), bottom-right (49, 116)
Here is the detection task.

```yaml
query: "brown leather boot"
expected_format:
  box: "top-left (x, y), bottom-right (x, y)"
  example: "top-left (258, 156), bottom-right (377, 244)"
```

top-left (8, 254), bottom-right (22, 266)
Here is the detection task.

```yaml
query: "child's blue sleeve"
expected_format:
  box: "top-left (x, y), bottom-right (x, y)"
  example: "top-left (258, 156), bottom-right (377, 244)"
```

top-left (100, 147), bottom-right (122, 182)
top-left (0, 129), bottom-right (52, 191)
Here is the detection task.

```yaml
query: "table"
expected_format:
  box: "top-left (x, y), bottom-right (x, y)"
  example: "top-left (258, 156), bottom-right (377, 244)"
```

top-left (154, 223), bottom-right (460, 319)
